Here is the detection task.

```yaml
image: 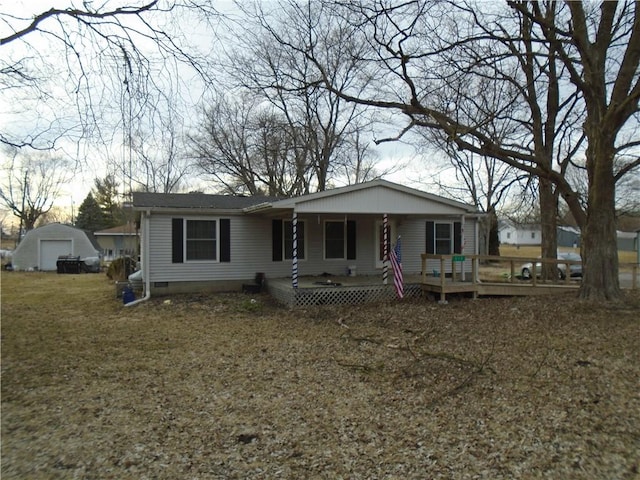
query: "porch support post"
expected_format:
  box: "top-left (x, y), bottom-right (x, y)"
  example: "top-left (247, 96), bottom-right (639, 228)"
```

top-left (461, 214), bottom-right (466, 282)
top-left (292, 211), bottom-right (298, 288)
top-left (383, 213), bottom-right (389, 284)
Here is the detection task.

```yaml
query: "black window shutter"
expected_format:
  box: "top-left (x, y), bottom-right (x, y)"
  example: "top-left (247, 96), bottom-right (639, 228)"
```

top-left (426, 221), bottom-right (434, 254)
top-left (272, 219), bottom-right (283, 261)
top-left (172, 218), bottom-right (184, 263)
top-left (220, 219), bottom-right (231, 262)
top-left (346, 220), bottom-right (356, 260)
top-left (454, 222), bottom-right (462, 254)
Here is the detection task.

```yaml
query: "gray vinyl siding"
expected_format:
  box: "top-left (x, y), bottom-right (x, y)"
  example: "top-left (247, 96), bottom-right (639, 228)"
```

top-left (291, 185), bottom-right (470, 215)
top-left (146, 212), bottom-right (478, 283)
top-left (148, 214), bottom-right (276, 282)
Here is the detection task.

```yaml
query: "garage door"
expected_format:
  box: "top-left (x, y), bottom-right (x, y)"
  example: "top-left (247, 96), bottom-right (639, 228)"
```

top-left (40, 240), bottom-right (73, 271)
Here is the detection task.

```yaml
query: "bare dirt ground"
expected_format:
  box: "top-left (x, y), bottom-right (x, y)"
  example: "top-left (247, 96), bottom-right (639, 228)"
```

top-left (2, 271), bottom-right (639, 479)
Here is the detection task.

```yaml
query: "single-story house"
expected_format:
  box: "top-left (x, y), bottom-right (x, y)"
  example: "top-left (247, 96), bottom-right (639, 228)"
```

top-left (557, 225), bottom-right (581, 248)
top-left (500, 220), bottom-right (635, 252)
top-left (11, 223), bottom-right (101, 271)
top-left (498, 220), bottom-right (542, 246)
top-left (94, 222), bottom-right (139, 262)
top-left (131, 180), bottom-right (481, 302)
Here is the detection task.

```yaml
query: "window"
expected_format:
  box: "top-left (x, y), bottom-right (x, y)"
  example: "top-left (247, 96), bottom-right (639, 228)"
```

top-left (172, 218), bottom-right (230, 263)
top-left (186, 220), bottom-right (217, 260)
top-left (426, 221), bottom-right (462, 255)
top-left (325, 221), bottom-right (345, 259)
top-left (272, 219), bottom-right (306, 261)
top-left (531, 231), bottom-right (536, 239)
top-left (323, 220), bottom-right (356, 260)
top-left (506, 232), bottom-right (511, 239)
top-left (435, 223), bottom-right (453, 254)
top-left (284, 220), bottom-right (305, 260)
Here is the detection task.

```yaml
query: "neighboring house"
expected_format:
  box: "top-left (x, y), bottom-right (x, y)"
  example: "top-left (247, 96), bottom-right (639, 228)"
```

top-left (617, 231), bottom-right (636, 252)
top-left (131, 179), bottom-right (481, 296)
top-left (498, 220), bottom-right (542, 246)
top-left (557, 225), bottom-right (581, 248)
top-left (11, 223), bottom-right (101, 271)
top-left (94, 223), bottom-right (139, 261)
top-left (500, 221), bottom-right (636, 252)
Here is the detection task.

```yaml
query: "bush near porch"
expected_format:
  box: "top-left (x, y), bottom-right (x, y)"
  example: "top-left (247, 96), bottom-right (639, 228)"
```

top-left (2, 271), bottom-right (639, 479)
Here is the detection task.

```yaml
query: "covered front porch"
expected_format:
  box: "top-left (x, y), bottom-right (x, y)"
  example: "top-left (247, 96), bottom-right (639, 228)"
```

top-left (243, 180), bottom-right (482, 306)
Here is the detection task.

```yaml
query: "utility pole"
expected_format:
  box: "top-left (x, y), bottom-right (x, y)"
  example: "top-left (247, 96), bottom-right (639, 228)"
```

top-left (18, 169), bottom-right (27, 243)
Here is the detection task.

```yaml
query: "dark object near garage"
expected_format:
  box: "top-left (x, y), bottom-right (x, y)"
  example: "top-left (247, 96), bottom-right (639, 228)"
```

top-left (56, 255), bottom-right (83, 274)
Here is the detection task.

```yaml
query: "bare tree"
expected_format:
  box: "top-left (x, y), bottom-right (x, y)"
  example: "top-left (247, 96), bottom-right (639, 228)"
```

top-left (1, 1), bottom-right (219, 154)
top-left (267, 0), bottom-right (638, 300)
top-left (511, 1), bottom-right (640, 299)
top-left (223, 1), bottom-right (384, 192)
top-left (430, 147), bottom-right (528, 256)
top-left (190, 92), bottom-right (308, 196)
top-left (0, 149), bottom-right (71, 236)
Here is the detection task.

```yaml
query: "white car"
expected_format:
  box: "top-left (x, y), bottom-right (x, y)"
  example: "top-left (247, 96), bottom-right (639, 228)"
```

top-left (521, 252), bottom-right (582, 280)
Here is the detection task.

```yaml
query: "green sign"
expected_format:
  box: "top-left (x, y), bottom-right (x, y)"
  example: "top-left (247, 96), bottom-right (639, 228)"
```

top-left (452, 255), bottom-right (466, 262)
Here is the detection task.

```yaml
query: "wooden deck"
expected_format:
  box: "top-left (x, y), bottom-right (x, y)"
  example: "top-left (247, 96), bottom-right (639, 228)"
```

top-left (421, 253), bottom-right (638, 303)
top-left (421, 276), bottom-right (580, 303)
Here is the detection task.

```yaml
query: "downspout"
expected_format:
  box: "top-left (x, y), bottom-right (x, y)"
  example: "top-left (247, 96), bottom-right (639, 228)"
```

top-left (125, 210), bottom-right (151, 307)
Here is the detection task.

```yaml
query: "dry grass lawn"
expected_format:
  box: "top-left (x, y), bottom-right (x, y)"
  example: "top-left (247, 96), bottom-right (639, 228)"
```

top-left (1, 271), bottom-right (639, 479)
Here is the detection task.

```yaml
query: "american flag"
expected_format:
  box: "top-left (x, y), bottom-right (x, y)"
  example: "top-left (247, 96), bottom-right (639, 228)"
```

top-left (389, 236), bottom-right (404, 298)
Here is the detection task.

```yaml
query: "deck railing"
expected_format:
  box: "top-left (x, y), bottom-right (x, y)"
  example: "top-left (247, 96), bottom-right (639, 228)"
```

top-left (421, 253), bottom-right (638, 290)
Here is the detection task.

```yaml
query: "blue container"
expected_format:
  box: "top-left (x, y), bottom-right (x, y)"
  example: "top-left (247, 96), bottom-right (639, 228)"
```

top-left (122, 286), bottom-right (135, 304)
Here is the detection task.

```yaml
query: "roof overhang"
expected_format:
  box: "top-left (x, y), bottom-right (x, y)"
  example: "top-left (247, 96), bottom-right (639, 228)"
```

top-left (244, 180), bottom-right (480, 216)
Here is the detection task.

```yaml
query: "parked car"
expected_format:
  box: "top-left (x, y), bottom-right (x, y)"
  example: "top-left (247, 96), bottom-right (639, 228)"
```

top-left (521, 252), bottom-right (582, 280)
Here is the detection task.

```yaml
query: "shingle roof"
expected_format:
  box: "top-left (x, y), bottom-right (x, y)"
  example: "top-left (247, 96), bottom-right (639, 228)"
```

top-left (94, 223), bottom-right (138, 235)
top-left (132, 192), bottom-right (278, 210)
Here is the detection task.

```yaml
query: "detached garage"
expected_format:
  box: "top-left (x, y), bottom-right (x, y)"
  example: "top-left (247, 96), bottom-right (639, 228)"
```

top-left (11, 223), bottom-right (101, 271)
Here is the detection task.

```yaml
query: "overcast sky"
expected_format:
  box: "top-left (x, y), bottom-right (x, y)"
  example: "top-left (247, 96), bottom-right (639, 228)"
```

top-left (0, 1), bottom-right (438, 226)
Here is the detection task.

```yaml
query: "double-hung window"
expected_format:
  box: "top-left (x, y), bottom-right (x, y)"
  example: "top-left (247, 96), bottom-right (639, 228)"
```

top-left (435, 223), bottom-right (452, 255)
top-left (173, 218), bottom-right (230, 263)
top-left (186, 220), bottom-right (217, 260)
top-left (324, 220), bottom-right (357, 260)
top-left (426, 221), bottom-right (462, 255)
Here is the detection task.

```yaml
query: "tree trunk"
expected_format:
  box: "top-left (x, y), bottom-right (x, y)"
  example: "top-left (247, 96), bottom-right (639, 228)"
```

top-left (579, 138), bottom-right (621, 300)
top-left (539, 178), bottom-right (558, 279)
top-left (487, 209), bottom-right (500, 256)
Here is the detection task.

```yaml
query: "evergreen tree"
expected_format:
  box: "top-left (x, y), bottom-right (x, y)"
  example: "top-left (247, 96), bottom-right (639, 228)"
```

top-left (75, 193), bottom-right (107, 232)
top-left (93, 175), bottom-right (125, 227)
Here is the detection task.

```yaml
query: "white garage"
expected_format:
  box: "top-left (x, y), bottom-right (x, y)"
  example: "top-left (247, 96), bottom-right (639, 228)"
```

top-left (11, 223), bottom-right (101, 271)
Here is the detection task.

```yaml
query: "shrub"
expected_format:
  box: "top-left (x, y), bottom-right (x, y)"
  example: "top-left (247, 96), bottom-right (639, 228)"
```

top-left (106, 256), bottom-right (137, 282)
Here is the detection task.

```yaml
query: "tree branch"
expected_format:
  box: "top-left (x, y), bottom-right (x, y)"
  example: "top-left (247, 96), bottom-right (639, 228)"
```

top-left (1, 1), bottom-right (159, 46)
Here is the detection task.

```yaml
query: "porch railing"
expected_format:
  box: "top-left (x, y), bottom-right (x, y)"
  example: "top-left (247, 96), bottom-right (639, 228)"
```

top-left (421, 253), bottom-right (638, 290)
